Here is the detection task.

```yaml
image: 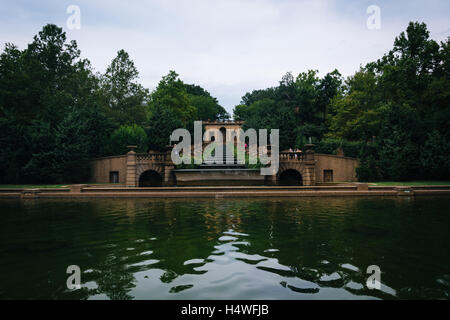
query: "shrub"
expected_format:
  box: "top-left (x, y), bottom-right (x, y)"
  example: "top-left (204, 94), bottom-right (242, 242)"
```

top-left (109, 124), bottom-right (148, 155)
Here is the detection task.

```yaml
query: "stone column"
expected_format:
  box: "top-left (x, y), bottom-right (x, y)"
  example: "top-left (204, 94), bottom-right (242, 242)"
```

top-left (70, 184), bottom-right (86, 193)
top-left (304, 144), bottom-right (315, 162)
top-left (264, 173), bottom-right (277, 186)
top-left (163, 165), bottom-right (175, 186)
top-left (126, 146), bottom-right (137, 187)
top-left (303, 144), bottom-right (316, 186)
top-left (303, 165), bottom-right (316, 186)
top-left (162, 149), bottom-right (174, 186)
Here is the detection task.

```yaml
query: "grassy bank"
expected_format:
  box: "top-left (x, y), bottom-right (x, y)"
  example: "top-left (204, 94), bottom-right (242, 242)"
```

top-left (0, 184), bottom-right (69, 189)
top-left (0, 183), bottom-right (125, 189)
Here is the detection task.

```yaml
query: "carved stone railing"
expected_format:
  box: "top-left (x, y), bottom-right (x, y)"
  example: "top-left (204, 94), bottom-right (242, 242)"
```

top-left (136, 151), bottom-right (310, 164)
top-left (136, 153), bottom-right (168, 162)
top-left (279, 152), bottom-right (304, 161)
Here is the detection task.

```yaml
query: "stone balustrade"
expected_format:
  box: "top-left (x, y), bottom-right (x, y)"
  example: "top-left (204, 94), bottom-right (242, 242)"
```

top-left (136, 153), bottom-right (169, 162)
top-left (279, 152), bottom-right (304, 161)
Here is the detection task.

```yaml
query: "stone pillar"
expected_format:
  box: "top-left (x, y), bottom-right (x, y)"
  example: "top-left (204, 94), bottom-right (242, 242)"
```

top-left (266, 174), bottom-right (277, 186)
top-left (356, 183), bottom-right (369, 191)
top-left (126, 146), bottom-right (137, 187)
top-left (303, 165), bottom-right (316, 186)
top-left (162, 150), bottom-right (174, 186)
top-left (304, 144), bottom-right (315, 162)
top-left (163, 165), bottom-right (175, 186)
top-left (303, 144), bottom-right (316, 186)
top-left (70, 184), bottom-right (86, 193)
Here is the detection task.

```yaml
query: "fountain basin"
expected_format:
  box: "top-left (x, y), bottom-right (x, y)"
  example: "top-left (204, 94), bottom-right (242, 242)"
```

top-left (173, 168), bottom-right (266, 186)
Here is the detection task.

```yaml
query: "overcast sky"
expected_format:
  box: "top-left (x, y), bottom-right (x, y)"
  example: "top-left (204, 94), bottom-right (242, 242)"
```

top-left (1, 0), bottom-right (449, 114)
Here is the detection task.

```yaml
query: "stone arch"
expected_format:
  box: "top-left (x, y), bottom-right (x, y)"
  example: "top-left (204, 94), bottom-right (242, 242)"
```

top-left (278, 169), bottom-right (303, 186)
top-left (138, 170), bottom-right (163, 187)
top-left (219, 127), bottom-right (227, 144)
top-left (277, 163), bottom-right (306, 186)
top-left (136, 164), bottom-right (164, 187)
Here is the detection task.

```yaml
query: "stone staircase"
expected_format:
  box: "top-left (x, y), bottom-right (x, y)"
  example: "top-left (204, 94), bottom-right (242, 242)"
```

top-left (203, 144), bottom-right (236, 165)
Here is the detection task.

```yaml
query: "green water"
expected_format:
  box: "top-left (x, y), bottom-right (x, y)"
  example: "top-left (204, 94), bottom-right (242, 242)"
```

top-left (0, 196), bottom-right (449, 300)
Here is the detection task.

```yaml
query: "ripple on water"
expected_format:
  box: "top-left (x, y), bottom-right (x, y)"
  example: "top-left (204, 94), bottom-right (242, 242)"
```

top-left (209, 254), bottom-right (232, 264)
top-left (223, 230), bottom-right (249, 237)
top-left (379, 283), bottom-right (397, 297)
top-left (280, 281), bottom-right (320, 294)
top-left (345, 281), bottom-right (365, 290)
top-left (218, 236), bottom-right (238, 242)
top-left (138, 250), bottom-right (153, 256)
top-left (229, 252), bottom-right (268, 265)
top-left (128, 259), bottom-right (160, 268)
top-left (318, 272), bottom-right (345, 288)
top-left (264, 249), bottom-right (280, 253)
top-left (169, 284), bottom-right (194, 293)
top-left (319, 272), bottom-right (342, 282)
top-left (232, 241), bottom-right (250, 247)
top-left (257, 258), bottom-right (292, 272)
top-left (183, 259), bottom-right (205, 265)
top-left (1, 197), bottom-right (448, 300)
top-left (341, 263), bottom-right (359, 272)
top-left (212, 242), bottom-right (239, 254)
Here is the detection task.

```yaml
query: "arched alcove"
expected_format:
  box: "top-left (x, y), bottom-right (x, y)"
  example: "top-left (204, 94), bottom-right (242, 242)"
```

top-left (278, 169), bottom-right (303, 186)
top-left (139, 170), bottom-right (163, 187)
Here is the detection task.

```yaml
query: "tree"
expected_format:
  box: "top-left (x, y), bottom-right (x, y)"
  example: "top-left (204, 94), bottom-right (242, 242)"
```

top-left (101, 49), bottom-right (149, 126)
top-left (234, 70), bottom-right (341, 149)
top-left (420, 130), bottom-right (450, 179)
top-left (327, 69), bottom-right (382, 141)
top-left (0, 24), bottom-right (82, 123)
top-left (109, 124), bottom-right (148, 155)
top-left (1, 21), bottom-right (448, 184)
top-left (147, 105), bottom-right (182, 151)
top-left (240, 87), bottom-right (277, 106)
top-left (317, 69), bottom-right (343, 121)
top-left (184, 83), bottom-right (230, 121)
top-left (149, 71), bottom-right (196, 126)
top-left (0, 24), bottom-right (115, 183)
top-left (234, 22), bottom-right (448, 181)
top-left (369, 22), bottom-right (442, 117)
top-left (240, 98), bottom-right (298, 150)
top-left (19, 106), bottom-right (114, 184)
top-left (233, 104), bottom-right (251, 121)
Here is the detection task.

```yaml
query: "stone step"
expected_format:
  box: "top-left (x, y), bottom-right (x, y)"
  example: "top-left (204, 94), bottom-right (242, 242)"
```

top-left (203, 160), bottom-right (236, 164)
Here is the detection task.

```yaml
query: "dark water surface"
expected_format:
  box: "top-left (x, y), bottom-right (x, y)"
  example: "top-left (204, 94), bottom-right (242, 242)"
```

top-left (0, 196), bottom-right (449, 300)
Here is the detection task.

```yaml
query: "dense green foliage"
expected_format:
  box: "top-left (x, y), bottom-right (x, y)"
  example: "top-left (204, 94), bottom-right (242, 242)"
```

top-left (108, 124), bottom-right (148, 155)
top-left (235, 69), bottom-right (342, 151)
top-left (234, 22), bottom-right (449, 181)
top-left (0, 22), bottom-right (448, 183)
top-left (185, 84), bottom-right (230, 122)
top-left (0, 24), bottom-right (229, 183)
top-left (146, 104), bottom-right (182, 152)
top-left (100, 49), bottom-right (150, 127)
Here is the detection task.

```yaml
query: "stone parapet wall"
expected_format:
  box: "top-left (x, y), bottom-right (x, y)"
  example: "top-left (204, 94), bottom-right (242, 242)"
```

top-left (90, 155), bottom-right (127, 184)
top-left (89, 149), bottom-right (360, 187)
top-left (314, 154), bottom-right (359, 183)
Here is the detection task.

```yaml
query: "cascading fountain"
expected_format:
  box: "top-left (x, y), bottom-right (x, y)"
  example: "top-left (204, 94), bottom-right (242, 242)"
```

top-left (173, 142), bottom-right (267, 186)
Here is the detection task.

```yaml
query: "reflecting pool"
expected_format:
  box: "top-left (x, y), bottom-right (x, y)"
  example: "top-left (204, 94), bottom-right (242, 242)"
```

top-left (0, 196), bottom-right (449, 299)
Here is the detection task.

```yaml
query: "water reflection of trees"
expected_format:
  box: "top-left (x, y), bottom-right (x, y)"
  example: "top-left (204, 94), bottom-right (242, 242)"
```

top-left (2, 197), bottom-right (448, 299)
top-left (66, 197), bottom-right (450, 299)
top-left (222, 197), bottom-right (450, 299)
